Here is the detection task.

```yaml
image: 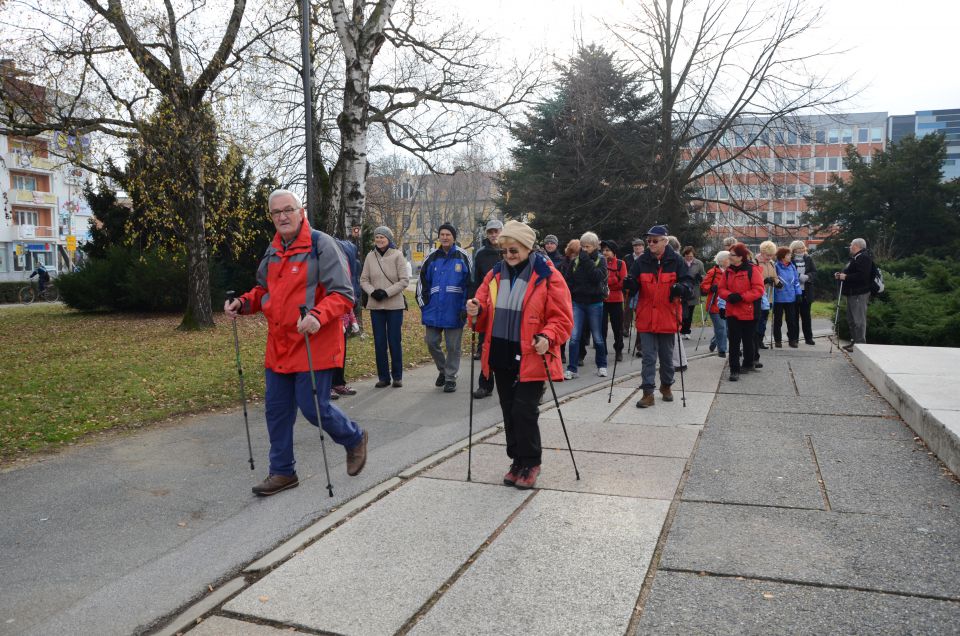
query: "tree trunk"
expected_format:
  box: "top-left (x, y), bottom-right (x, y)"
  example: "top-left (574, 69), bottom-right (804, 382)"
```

top-left (335, 56), bottom-right (371, 239)
top-left (177, 112), bottom-right (214, 329)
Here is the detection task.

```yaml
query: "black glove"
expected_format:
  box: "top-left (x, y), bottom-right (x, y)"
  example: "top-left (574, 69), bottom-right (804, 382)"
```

top-left (763, 276), bottom-right (775, 285)
top-left (719, 308), bottom-right (726, 319)
top-left (709, 284), bottom-right (718, 293)
top-left (371, 289), bottom-right (388, 301)
top-left (459, 310), bottom-right (468, 323)
top-left (775, 280), bottom-right (784, 289)
top-left (727, 292), bottom-right (742, 303)
top-left (669, 284), bottom-right (684, 300)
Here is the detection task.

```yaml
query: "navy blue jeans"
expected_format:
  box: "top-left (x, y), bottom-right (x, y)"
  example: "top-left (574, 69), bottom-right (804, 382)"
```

top-left (264, 369), bottom-right (364, 476)
top-left (567, 301), bottom-right (607, 373)
top-left (370, 309), bottom-right (404, 382)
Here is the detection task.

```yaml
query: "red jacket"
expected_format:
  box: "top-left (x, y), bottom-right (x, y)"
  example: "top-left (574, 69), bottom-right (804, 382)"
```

top-left (239, 220), bottom-right (355, 373)
top-left (605, 258), bottom-right (627, 303)
top-left (717, 262), bottom-right (765, 321)
top-left (473, 254), bottom-right (573, 382)
top-left (628, 246), bottom-right (693, 334)
top-left (700, 266), bottom-right (725, 314)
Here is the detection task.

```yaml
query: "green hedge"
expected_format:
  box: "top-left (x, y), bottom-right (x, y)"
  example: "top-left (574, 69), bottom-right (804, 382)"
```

top-left (0, 282), bottom-right (27, 304)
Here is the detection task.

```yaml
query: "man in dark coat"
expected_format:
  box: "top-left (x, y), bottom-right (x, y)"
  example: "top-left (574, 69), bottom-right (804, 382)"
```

top-left (835, 237), bottom-right (873, 352)
top-left (471, 219), bottom-right (503, 398)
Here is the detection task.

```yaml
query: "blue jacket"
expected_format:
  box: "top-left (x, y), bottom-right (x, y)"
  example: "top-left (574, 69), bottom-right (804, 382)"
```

top-left (774, 260), bottom-right (802, 303)
top-left (417, 245), bottom-right (471, 328)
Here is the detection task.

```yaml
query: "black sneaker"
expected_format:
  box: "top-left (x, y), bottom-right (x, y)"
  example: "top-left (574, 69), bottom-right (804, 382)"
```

top-left (728, 371), bottom-right (739, 382)
top-left (435, 372), bottom-right (445, 387)
top-left (443, 380), bottom-right (457, 393)
top-left (718, 351), bottom-right (726, 358)
top-left (473, 387), bottom-right (492, 399)
top-left (709, 342), bottom-right (717, 352)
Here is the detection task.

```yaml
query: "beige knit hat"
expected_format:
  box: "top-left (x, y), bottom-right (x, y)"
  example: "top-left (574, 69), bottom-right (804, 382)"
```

top-left (498, 220), bottom-right (537, 250)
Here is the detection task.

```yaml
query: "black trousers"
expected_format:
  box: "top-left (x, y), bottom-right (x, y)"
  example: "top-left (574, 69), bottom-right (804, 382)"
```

top-left (797, 295), bottom-right (814, 342)
top-left (476, 334), bottom-right (494, 391)
top-left (681, 303), bottom-right (695, 334)
top-left (773, 301), bottom-right (799, 344)
top-left (727, 318), bottom-right (757, 372)
top-left (492, 366), bottom-right (543, 468)
top-left (602, 301), bottom-right (625, 353)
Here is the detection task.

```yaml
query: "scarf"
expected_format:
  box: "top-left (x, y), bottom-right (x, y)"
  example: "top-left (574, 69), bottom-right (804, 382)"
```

top-left (491, 256), bottom-right (533, 345)
top-left (793, 254), bottom-right (807, 278)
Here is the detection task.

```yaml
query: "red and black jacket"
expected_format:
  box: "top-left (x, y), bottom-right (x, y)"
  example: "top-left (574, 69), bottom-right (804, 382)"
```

top-left (627, 245), bottom-right (693, 334)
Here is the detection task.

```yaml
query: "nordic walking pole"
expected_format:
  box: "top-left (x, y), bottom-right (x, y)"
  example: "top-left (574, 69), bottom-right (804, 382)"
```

top-left (768, 285), bottom-right (775, 348)
top-left (542, 353), bottom-right (580, 480)
top-left (226, 291), bottom-right (255, 471)
top-left (695, 293), bottom-right (710, 351)
top-left (467, 322), bottom-right (476, 481)
top-left (299, 306), bottom-right (334, 497)
top-left (608, 322), bottom-right (619, 404)
top-left (675, 300), bottom-right (687, 407)
top-left (830, 280), bottom-right (844, 354)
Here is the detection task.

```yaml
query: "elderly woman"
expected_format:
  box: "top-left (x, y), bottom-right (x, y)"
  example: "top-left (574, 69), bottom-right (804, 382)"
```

top-left (790, 240), bottom-right (817, 345)
top-left (680, 246), bottom-right (706, 339)
top-left (754, 240), bottom-right (780, 358)
top-left (717, 243), bottom-right (764, 381)
top-left (467, 221), bottom-right (573, 489)
top-left (563, 231), bottom-right (608, 379)
top-left (773, 246), bottom-right (803, 347)
top-left (701, 250), bottom-right (730, 358)
top-left (360, 226), bottom-right (410, 388)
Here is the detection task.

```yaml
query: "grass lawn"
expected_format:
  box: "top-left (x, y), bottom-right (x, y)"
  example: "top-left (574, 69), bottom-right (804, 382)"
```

top-left (0, 293), bottom-right (443, 458)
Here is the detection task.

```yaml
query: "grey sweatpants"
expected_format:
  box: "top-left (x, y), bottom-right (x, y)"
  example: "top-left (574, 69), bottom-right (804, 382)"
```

top-left (425, 326), bottom-right (463, 381)
top-left (846, 292), bottom-right (869, 344)
top-left (639, 332), bottom-right (676, 391)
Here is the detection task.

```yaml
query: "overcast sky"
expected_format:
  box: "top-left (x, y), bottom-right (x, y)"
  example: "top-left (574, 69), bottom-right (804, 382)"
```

top-left (448, 0), bottom-right (960, 116)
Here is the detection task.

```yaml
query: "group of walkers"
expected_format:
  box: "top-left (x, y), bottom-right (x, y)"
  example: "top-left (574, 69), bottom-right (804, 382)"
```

top-left (225, 188), bottom-right (868, 496)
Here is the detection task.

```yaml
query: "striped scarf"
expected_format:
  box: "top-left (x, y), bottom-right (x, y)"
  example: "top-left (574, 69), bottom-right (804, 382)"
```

top-left (491, 257), bottom-right (533, 344)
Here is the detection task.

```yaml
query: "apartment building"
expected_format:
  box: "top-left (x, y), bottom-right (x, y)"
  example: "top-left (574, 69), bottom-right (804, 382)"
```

top-left (888, 108), bottom-right (960, 181)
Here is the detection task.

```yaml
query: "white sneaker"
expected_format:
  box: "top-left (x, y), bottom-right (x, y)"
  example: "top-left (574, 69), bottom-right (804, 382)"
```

top-left (564, 370), bottom-right (578, 380)
top-left (683, 334), bottom-right (691, 340)
top-left (597, 367), bottom-right (608, 377)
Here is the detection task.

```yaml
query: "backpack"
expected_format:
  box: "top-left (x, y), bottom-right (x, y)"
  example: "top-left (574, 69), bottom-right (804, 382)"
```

top-left (573, 253), bottom-right (609, 299)
top-left (870, 262), bottom-right (884, 295)
top-left (311, 230), bottom-right (363, 307)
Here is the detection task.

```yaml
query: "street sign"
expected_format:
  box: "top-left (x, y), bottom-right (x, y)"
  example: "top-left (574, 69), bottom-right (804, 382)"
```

top-left (66, 235), bottom-right (77, 252)
top-left (14, 244), bottom-right (24, 256)
top-left (352, 226), bottom-right (361, 237)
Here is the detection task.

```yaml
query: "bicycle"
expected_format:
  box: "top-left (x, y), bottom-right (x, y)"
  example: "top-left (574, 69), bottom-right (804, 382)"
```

top-left (18, 282), bottom-right (59, 304)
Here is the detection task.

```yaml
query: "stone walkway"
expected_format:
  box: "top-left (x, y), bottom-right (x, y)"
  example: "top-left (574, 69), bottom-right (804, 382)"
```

top-left (169, 336), bottom-right (960, 635)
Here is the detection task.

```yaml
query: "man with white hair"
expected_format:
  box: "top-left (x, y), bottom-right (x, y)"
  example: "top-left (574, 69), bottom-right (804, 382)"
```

top-left (225, 189), bottom-right (369, 496)
top-left (835, 237), bottom-right (873, 352)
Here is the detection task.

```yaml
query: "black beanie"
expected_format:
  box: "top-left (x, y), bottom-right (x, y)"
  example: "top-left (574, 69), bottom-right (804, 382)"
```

top-left (438, 223), bottom-right (457, 240)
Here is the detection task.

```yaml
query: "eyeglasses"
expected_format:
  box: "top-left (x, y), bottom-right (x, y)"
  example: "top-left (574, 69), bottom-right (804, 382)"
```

top-left (269, 206), bottom-right (300, 218)
top-left (646, 237), bottom-right (663, 244)
top-left (498, 247), bottom-right (523, 256)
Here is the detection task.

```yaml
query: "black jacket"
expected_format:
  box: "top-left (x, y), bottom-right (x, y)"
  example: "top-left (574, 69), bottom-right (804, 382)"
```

top-left (564, 249), bottom-right (607, 304)
top-left (841, 250), bottom-right (873, 296)
top-left (793, 253), bottom-right (817, 298)
top-left (544, 248), bottom-right (563, 268)
top-left (470, 238), bottom-right (502, 296)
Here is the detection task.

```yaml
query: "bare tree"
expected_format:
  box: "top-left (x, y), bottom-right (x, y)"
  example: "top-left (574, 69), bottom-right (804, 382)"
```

top-left (0, 0), bottom-right (278, 328)
top-left (609, 0), bottom-right (849, 239)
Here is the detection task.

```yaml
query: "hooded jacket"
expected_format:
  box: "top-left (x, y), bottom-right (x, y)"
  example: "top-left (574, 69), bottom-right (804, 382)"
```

top-left (628, 244), bottom-right (693, 333)
top-left (417, 245), bottom-right (472, 328)
top-left (774, 260), bottom-right (803, 303)
top-left (239, 220), bottom-right (354, 372)
top-left (717, 261), bottom-right (765, 321)
top-left (472, 252), bottom-right (573, 382)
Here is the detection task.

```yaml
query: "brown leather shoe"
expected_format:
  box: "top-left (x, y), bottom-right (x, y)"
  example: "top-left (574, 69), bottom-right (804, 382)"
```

top-left (346, 430), bottom-right (368, 476)
top-left (659, 385), bottom-right (674, 402)
top-left (252, 473), bottom-right (299, 497)
top-left (636, 391), bottom-right (655, 408)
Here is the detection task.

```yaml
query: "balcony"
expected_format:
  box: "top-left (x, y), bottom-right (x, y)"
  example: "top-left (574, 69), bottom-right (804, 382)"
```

top-left (10, 189), bottom-right (57, 205)
top-left (17, 225), bottom-right (56, 239)
top-left (7, 152), bottom-right (56, 171)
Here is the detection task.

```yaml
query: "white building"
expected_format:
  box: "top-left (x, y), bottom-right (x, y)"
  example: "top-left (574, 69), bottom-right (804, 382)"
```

top-left (0, 130), bottom-right (92, 282)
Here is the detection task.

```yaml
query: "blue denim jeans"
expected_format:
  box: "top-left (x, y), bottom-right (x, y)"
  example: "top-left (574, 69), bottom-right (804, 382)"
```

top-left (567, 301), bottom-right (606, 373)
top-left (264, 369), bottom-right (364, 476)
top-left (709, 312), bottom-right (728, 353)
top-left (370, 309), bottom-right (404, 382)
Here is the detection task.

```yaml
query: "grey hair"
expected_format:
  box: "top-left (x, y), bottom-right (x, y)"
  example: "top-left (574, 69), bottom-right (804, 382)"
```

top-left (579, 231), bottom-right (600, 247)
top-left (714, 250), bottom-right (731, 265)
top-left (666, 235), bottom-right (681, 250)
top-left (852, 238), bottom-right (867, 249)
top-left (268, 189), bottom-right (303, 210)
top-left (722, 236), bottom-right (737, 248)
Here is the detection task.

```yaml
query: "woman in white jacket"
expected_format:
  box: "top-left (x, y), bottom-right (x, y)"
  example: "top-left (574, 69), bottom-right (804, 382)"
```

top-left (360, 226), bottom-right (410, 387)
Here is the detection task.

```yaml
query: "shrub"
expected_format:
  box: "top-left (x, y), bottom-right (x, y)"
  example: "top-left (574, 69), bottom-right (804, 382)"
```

top-left (58, 247), bottom-right (187, 312)
top-left (58, 247), bottom-right (135, 311)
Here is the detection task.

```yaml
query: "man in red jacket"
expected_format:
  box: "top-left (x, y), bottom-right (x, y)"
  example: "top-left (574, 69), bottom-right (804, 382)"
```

top-left (225, 189), bottom-right (369, 496)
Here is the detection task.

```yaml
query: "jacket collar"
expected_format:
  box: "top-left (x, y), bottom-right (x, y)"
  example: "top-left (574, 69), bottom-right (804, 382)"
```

top-left (271, 218), bottom-right (312, 253)
top-left (491, 251), bottom-right (552, 284)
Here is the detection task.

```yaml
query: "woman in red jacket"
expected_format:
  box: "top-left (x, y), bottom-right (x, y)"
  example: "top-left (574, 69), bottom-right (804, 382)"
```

top-left (601, 240), bottom-right (627, 362)
top-left (467, 221), bottom-right (573, 490)
top-left (716, 243), bottom-right (765, 381)
top-left (700, 250), bottom-right (729, 358)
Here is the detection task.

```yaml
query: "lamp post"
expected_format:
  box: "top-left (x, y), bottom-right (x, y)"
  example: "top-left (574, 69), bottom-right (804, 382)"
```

top-left (300, 0), bottom-right (316, 226)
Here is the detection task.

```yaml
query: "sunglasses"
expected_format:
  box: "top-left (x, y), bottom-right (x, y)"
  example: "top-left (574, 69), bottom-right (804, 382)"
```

top-left (498, 247), bottom-right (524, 256)
top-left (646, 237), bottom-right (663, 244)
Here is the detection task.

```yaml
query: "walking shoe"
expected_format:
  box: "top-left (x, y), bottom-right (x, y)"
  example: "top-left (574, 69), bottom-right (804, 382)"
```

top-left (329, 391), bottom-right (340, 400)
top-left (564, 370), bottom-right (578, 380)
top-left (805, 339), bottom-right (816, 346)
top-left (375, 380), bottom-right (390, 388)
top-left (252, 473), bottom-right (299, 497)
top-left (392, 380), bottom-right (403, 388)
top-left (444, 380), bottom-right (457, 393)
top-left (758, 342), bottom-right (768, 349)
top-left (346, 430), bottom-right (368, 476)
top-left (718, 351), bottom-right (726, 358)
top-left (774, 341), bottom-right (782, 348)
top-left (709, 341), bottom-right (717, 352)
top-left (514, 465), bottom-right (541, 489)
top-left (789, 341), bottom-right (799, 348)
top-left (435, 372), bottom-right (445, 387)
top-left (615, 352), bottom-right (623, 362)
top-left (597, 367), bottom-right (608, 377)
top-left (729, 371), bottom-right (739, 381)
top-left (842, 343), bottom-right (854, 352)
top-left (683, 334), bottom-right (691, 340)
top-left (754, 362), bottom-right (764, 369)
top-left (473, 386), bottom-right (492, 399)
top-left (674, 365), bottom-right (687, 373)
top-left (659, 385), bottom-right (674, 402)
top-left (333, 385), bottom-right (357, 396)
top-left (503, 463), bottom-right (521, 486)
top-left (636, 391), bottom-right (655, 408)
top-left (741, 365), bottom-right (754, 373)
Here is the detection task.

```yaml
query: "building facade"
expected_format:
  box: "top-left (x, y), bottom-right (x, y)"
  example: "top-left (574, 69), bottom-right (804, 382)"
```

top-left (888, 108), bottom-right (960, 181)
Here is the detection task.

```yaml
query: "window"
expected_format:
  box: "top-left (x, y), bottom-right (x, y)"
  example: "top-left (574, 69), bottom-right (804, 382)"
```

top-left (785, 184), bottom-right (798, 198)
top-left (815, 130), bottom-right (826, 144)
top-left (871, 127), bottom-right (883, 142)
top-left (12, 173), bottom-right (38, 191)
top-left (774, 212), bottom-right (783, 224)
top-left (799, 157), bottom-right (811, 171)
top-left (840, 156), bottom-right (848, 171)
top-left (828, 129), bottom-right (839, 144)
top-left (815, 157), bottom-right (825, 171)
top-left (787, 131), bottom-right (798, 145)
top-left (16, 209), bottom-right (39, 226)
top-left (9, 137), bottom-right (48, 157)
top-left (785, 212), bottom-right (798, 225)
top-left (858, 128), bottom-right (869, 143)
top-left (774, 130), bottom-right (786, 145)
top-left (827, 157), bottom-right (840, 172)
top-left (841, 129), bottom-right (853, 143)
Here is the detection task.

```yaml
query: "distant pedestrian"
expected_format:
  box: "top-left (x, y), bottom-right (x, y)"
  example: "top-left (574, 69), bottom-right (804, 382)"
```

top-left (543, 234), bottom-right (563, 267)
top-left (773, 246), bottom-right (802, 348)
top-left (331, 237), bottom-right (362, 398)
top-left (701, 250), bottom-right (729, 358)
top-left (629, 225), bottom-right (693, 408)
top-left (836, 237), bottom-right (873, 352)
top-left (417, 223), bottom-right (471, 392)
top-left (225, 189), bottom-right (368, 496)
top-left (30, 262), bottom-right (50, 293)
top-left (680, 246), bottom-right (705, 338)
top-left (558, 239), bottom-right (581, 365)
top-left (717, 242), bottom-right (764, 382)
top-left (563, 231), bottom-right (608, 379)
top-left (622, 238), bottom-right (644, 339)
top-left (467, 220), bottom-right (573, 490)
top-left (790, 240), bottom-right (817, 345)
top-left (360, 226), bottom-right (409, 388)
top-left (470, 219), bottom-right (504, 399)
top-left (755, 240), bottom-right (780, 356)
top-left (601, 240), bottom-right (627, 362)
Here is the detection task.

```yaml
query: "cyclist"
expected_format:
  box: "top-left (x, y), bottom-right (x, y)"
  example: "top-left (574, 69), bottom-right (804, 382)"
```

top-left (30, 263), bottom-right (50, 294)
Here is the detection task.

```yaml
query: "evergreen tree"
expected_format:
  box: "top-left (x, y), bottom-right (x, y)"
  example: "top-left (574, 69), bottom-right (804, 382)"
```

top-left (497, 45), bottom-right (662, 245)
top-left (806, 134), bottom-right (960, 260)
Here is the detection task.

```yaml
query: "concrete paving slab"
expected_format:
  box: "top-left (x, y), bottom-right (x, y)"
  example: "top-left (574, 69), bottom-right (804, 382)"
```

top-left (704, 411), bottom-right (912, 441)
top-left (789, 357), bottom-right (875, 396)
top-left (538, 386), bottom-right (635, 421)
top-left (660, 502), bottom-right (960, 599)
top-left (223, 478), bottom-right (528, 635)
top-left (812, 436), bottom-right (960, 518)
top-left (716, 359), bottom-right (799, 396)
top-left (607, 391), bottom-right (714, 426)
top-left (682, 429), bottom-right (824, 509)
top-left (187, 616), bottom-right (309, 635)
top-left (421, 443), bottom-right (685, 500)
top-left (710, 392), bottom-right (896, 417)
top-left (485, 421), bottom-right (699, 458)
top-left (410, 491), bottom-right (669, 635)
top-left (637, 570), bottom-right (960, 636)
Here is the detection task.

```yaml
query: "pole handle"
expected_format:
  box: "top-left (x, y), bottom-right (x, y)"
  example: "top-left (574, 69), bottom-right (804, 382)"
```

top-left (226, 290), bottom-right (236, 302)
top-left (299, 305), bottom-right (308, 319)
